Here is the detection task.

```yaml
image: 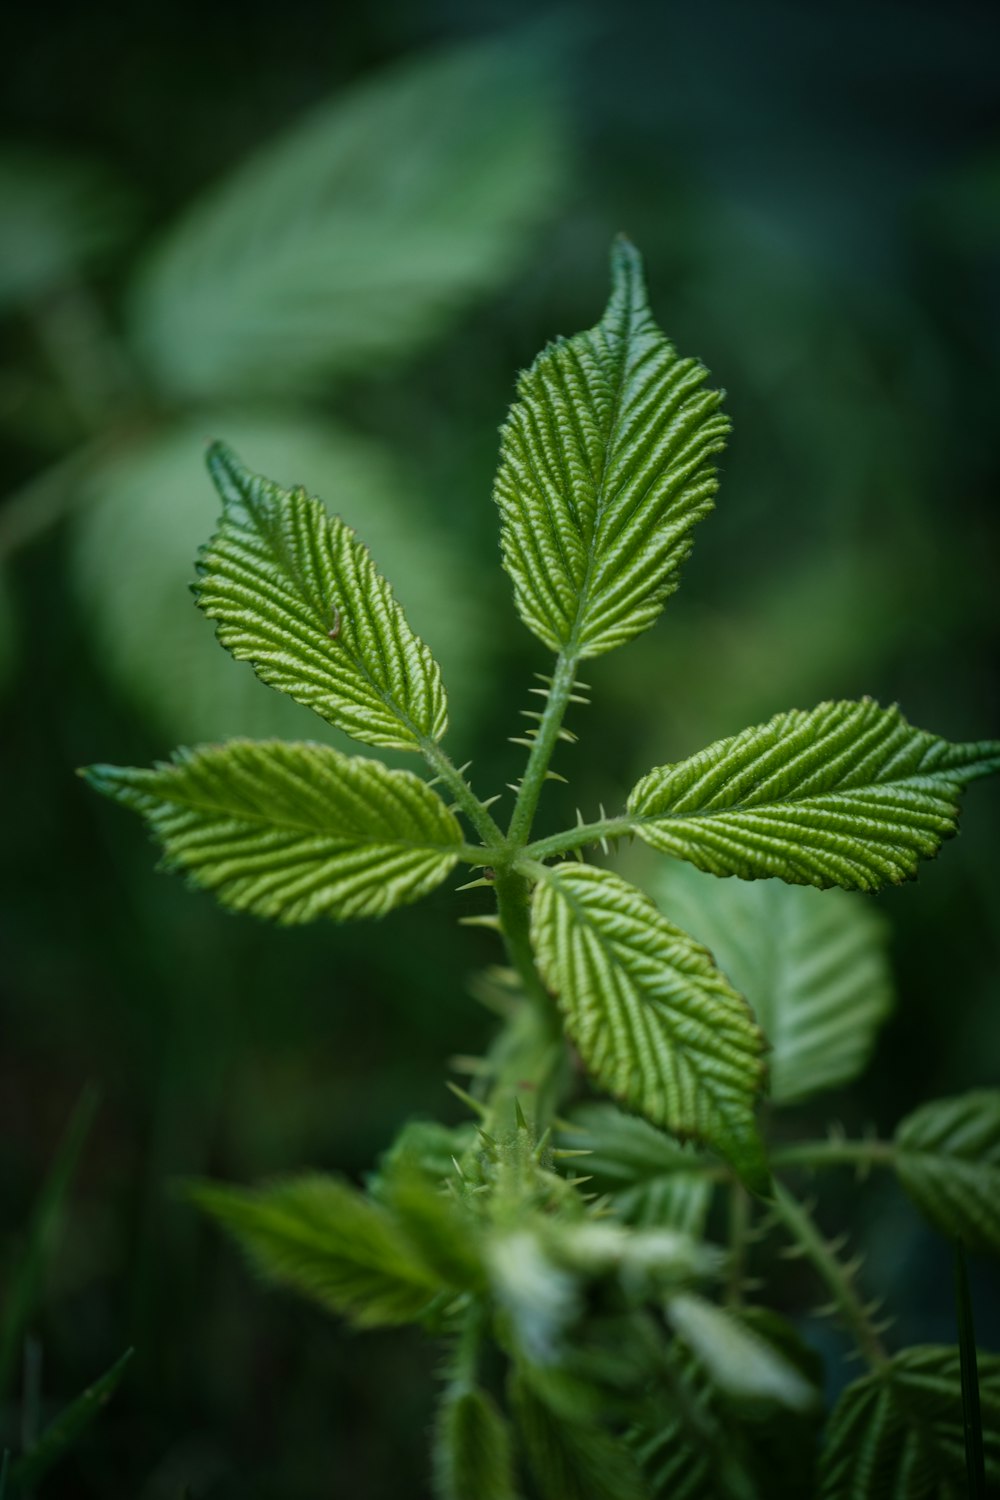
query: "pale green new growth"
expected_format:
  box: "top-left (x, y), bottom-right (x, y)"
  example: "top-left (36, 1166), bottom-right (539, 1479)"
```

top-left (495, 237), bottom-right (728, 657)
top-left (896, 1092), bottom-right (1000, 1255)
top-left (189, 1175), bottom-right (448, 1328)
top-left (530, 865), bottom-right (768, 1192)
top-left (84, 740), bottom-right (463, 923)
top-left (198, 443), bottom-right (448, 751)
top-left (666, 1293), bottom-right (816, 1411)
top-left (820, 1347), bottom-right (1000, 1498)
top-left (628, 698), bottom-right (1000, 890)
top-left (646, 865), bottom-right (894, 1103)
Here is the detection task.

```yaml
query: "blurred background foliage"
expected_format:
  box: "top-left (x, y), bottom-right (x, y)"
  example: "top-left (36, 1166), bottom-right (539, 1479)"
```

top-left (1, 0), bottom-right (998, 1493)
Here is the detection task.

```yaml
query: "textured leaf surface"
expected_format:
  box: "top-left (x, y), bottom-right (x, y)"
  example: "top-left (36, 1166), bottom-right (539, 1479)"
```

top-left (433, 1387), bottom-right (521, 1500)
top-left (820, 1346), bottom-right (1000, 1498)
top-left (197, 443), bottom-right (448, 751)
top-left (190, 1175), bottom-right (446, 1327)
top-left (896, 1092), bottom-right (1000, 1255)
top-left (530, 866), bottom-right (768, 1191)
top-left (646, 862), bottom-right (893, 1103)
top-left (84, 740), bottom-right (463, 924)
top-left (629, 700), bottom-right (1000, 890)
top-left (71, 416), bottom-right (487, 744)
top-left (560, 1104), bottom-right (714, 1234)
top-left (495, 237), bottom-right (728, 657)
top-left (511, 1372), bottom-right (649, 1500)
top-left (128, 35), bottom-right (566, 398)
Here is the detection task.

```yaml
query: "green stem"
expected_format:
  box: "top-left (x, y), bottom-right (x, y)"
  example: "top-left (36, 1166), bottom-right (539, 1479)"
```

top-left (771, 1181), bottom-right (889, 1371)
top-left (492, 868), bottom-right (554, 1015)
top-left (507, 651), bottom-right (580, 846)
top-left (770, 1138), bottom-right (896, 1173)
top-left (524, 814), bottom-right (633, 863)
top-left (419, 739), bottom-right (505, 848)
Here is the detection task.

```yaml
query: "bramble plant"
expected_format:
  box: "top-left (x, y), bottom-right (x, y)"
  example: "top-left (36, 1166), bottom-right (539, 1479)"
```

top-left (85, 239), bottom-right (1000, 1498)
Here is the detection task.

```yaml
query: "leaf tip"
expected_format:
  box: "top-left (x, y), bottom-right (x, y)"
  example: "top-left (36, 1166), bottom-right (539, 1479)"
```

top-left (205, 439), bottom-right (251, 508)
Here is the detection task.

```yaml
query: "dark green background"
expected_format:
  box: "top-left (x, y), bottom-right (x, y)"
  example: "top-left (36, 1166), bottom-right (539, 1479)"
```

top-left (1, 1), bottom-right (998, 1494)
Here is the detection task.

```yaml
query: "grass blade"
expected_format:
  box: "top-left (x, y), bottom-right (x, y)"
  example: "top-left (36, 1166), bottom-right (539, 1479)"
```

top-left (954, 1245), bottom-right (986, 1499)
top-left (0, 1085), bottom-right (100, 1397)
top-left (8, 1348), bottom-right (133, 1492)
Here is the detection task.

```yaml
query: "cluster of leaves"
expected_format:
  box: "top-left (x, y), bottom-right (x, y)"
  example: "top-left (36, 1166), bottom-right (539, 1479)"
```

top-left (85, 241), bottom-right (1000, 1497)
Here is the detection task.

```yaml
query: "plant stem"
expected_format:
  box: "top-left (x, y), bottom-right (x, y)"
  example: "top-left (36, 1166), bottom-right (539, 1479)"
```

top-left (770, 1138), bottom-right (895, 1173)
top-left (419, 739), bottom-right (505, 848)
top-left (507, 651), bottom-right (580, 846)
top-left (771, 1181), bottom-right (889, 1371)
top-left (524, 814), bottom-right (634, 862)
top-left (492, 868), bottom-right (554, 1015)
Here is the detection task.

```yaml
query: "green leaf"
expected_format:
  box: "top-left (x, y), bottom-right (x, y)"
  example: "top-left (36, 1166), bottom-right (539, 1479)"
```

top-left (954, 1248), bottom-right (987, 1499)
top-left (820, 1346), bottom-right (1000, 1498)
top-left (628, 699), bottom-right (1000, 891)
top-left (83, 740), bottom-right (463, 924)
top-left (895, 1092), bottom-right (1000, 1255)
top-left (560, 1104), bottom-right (714, 1234)
top-left (8, 1348), bottom-right (133, 1492)
top-left (128, 34), bottom-right (567, 398)
top-left (511, 1371), bottom-right (650, 1500)
top-left (188, 1175), bottom-right (448, 1328)
top-left (530, 865), bottom-right (768, 1193)
top-left (197, 442), bottom-right (448, 751)
top-left (645, 862), bottom-right (894, 1103)
top-left (0, 1085), bottom-right (99, 1398)
top-left (666, 1293), bottom-right (817, 1412)
top-left (71, 416), bottom-right (488, 745)
top-left (433, 1387), bottom-right (522, 1500)
top-left (495, 236), bottom-right (728, 658)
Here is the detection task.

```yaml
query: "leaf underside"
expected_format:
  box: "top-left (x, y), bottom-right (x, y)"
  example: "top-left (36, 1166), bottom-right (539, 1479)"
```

top-left (198, 443), bottom-right (448, 751)
top-left (628, 699), bottom-right (1000, 891)
top-left (646, 863), bottom-right (893, 1104)
top-left (560, 1103), bottom-right (714, 1235)
top-left (896, 1092), bottom-right (1000, 1256)
top-left (84, 739), bottom-right (463, 924)
top-left (496, 236), bottom-right (729, 658)
top-left (190, 1175), bottom-right (444, 1328)
top-left (820, 1346), bottom-right (1000, 1498)
top-left (530, 865), bottom-right (768, 1193)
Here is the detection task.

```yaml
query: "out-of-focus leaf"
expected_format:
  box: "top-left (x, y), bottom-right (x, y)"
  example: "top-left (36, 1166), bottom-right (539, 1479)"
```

top-left (0, 1086), bottom-right (99, 1398)
top-left (433, 1386), bottom-right (522, 1500)
top-left (0, 148), bottom-right (132, 312)
top-left (71, 416), bottom-right (489, 743)
top-left (645, 862), bottom-right (893, 1103)
top-left (8, 1348), bottom-right (133, 1492)
top-left (560, 1104), bottom-right (714, 1234)
top-left (666, 1293), bottom-right (816, 1411)
top-left (820, 1346), bottom-right (1000, 1498)
top-left (511, 1370), bottom-right (649, 1500)
top-left (896, 1092), bottom-right (1000, 1255)
top-left (128, 33), bottom-right (568, 398)
top-left (84, 740), bottom-right (465, 924)
top-left (198, 442), bottom-right (448, 751)
top-left (628, 700), bottom-right (1000, 890)
top-left (189, 1175), bottom-right (449, 1328)
top-left (530, 865), bottom-right (768, 1193)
